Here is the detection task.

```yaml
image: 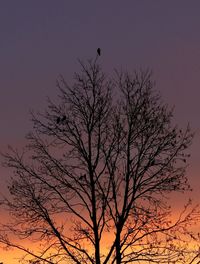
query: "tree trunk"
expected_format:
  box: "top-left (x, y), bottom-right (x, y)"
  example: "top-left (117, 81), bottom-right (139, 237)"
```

top-left (95, 241), bottom-right (101, 264)
top-left (116, 232), bottom-right (121, 264)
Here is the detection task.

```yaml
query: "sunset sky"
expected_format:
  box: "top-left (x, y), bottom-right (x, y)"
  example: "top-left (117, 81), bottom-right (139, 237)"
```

top-left (1, 1), bottom-right (200, 263)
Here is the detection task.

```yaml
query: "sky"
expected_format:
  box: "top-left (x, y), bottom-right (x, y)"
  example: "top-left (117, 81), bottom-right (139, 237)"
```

top-left (1, 1), bottom-right (200, 263)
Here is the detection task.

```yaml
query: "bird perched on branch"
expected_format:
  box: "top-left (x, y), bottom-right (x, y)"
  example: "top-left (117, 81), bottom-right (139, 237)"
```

top-left (56, 117), bottom-right (60, 124)
top-left (56, 115), bottom-right (66, 124)
top-left (61, 115), bottom-right (66, 122)
top-left (97, 48), bottom-right (101, 56)
top-left (79, 174), bottom-right (86, 180)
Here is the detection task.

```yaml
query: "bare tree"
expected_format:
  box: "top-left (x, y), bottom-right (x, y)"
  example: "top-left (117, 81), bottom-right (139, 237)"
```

top-left (1, 59), bottom-right (200, 264)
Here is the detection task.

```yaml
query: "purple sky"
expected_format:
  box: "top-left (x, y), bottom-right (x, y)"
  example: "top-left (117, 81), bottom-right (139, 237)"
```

top-left (0, 0), bottom-right (200, 215)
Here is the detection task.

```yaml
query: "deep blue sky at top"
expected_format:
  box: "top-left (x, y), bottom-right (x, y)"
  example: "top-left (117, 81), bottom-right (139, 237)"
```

top-left (0, 1), bottom-right (200, 197)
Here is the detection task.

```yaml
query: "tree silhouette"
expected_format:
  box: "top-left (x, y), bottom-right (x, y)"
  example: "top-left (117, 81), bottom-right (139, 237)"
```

top-left (1, 59), bottom-right (200, 263)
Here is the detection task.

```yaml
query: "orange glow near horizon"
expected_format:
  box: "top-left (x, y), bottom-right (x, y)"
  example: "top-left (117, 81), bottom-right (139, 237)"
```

top-left (0, 201), bottom-right (199, 264)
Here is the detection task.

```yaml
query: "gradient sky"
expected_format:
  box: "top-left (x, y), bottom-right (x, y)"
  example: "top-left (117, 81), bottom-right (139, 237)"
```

top-left (1, 1), bottom-right (200, 263)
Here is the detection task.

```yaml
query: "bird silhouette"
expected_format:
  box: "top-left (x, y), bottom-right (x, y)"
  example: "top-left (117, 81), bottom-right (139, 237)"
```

top-left (79, 174), bottom-right (86, 180)
top-left (56, 117), bottom-right (60, 124)
top-left (97, 48), bottom-right (101, 56)
top-left (61, 115), bottom-right (66, 122)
